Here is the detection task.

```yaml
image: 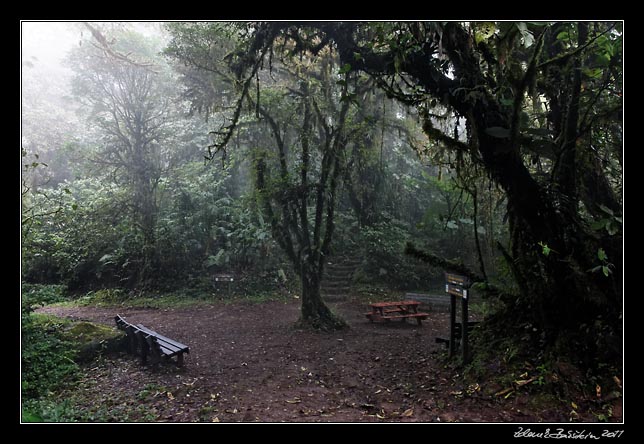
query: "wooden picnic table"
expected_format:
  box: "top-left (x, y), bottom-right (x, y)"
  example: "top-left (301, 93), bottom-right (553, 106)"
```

top-left (365, 300), bottom-right (430, 325)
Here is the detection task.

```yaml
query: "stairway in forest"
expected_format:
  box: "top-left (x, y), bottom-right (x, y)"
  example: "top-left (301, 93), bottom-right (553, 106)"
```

top-left (320, 256), bottom-right (361, 302)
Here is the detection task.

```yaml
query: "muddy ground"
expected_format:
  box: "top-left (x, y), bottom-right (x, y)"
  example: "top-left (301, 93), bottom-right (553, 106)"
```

top-left (37, 298), bottom-right (621, 423)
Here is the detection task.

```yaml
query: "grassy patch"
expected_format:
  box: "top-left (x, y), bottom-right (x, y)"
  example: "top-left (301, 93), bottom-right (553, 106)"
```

top-left (233, 291), bottom-right (291, 305)
top-left (49, 287), bottom-right (292, 310)
top-left (22, 392), bottom-right (161, 423)
top-left (22, 314), bottom-right (80, 400)
top-left (63, 321), bottom-right (126, 362)
top-left (459, 319), bottom-right (623, 422)
top-left (22, 305), bottom-right (126, 422)
top-left (22, 283), bottom-right (70, 307)
top-left (137, 383), bottom-right (169, 401)
top-left (22, 398), bottom-right (79, 423)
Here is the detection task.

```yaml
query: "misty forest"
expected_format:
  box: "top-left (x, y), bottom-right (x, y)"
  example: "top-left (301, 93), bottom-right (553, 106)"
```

top-left (21, 21), bottom-right (622, 423)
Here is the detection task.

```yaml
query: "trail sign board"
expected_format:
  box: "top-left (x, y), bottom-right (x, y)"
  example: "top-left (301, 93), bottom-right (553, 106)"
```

top-left (444, 272), bottom-right (472, 363)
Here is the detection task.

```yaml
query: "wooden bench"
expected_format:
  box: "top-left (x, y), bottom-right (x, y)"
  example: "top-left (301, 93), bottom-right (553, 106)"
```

top-left (114, 315), bottom-right (189, 367)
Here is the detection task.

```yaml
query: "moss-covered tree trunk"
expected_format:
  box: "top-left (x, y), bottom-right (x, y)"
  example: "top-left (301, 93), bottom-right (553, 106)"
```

top-left (212, 21), bottom-right (621, 356)
top-left (323, 21), bottom-right (622, 362)
top-left (251, 62), bottom-right (352, 331)
top-left (298, 260), bottom-right (344, 330)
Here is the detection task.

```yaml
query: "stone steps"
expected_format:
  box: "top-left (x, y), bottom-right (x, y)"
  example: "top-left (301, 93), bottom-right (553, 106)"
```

top-left (323, 286), bottom-right (351, 295)
top-left (322, 278), bottom-right (352, 287)
top-left (320, 257), bottom-right (360, 302)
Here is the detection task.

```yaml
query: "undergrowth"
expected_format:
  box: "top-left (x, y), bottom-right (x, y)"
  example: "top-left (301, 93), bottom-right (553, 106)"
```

top-left (459, 315), bottom-right (623, 422)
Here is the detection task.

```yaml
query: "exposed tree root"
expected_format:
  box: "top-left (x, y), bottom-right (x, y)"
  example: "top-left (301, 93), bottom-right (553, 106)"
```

top-left (295, 311), bottom-right (348, 332)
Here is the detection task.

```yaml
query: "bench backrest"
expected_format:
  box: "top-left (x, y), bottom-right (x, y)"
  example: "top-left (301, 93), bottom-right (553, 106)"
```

top-left (115, 314), bottom-right (134, 331)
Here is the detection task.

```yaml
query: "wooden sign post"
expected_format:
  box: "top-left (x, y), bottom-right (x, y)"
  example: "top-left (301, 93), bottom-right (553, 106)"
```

top-left (213, 274), bottom-right (235, 296)
top-left (445, 272), bottom-right (472, 364)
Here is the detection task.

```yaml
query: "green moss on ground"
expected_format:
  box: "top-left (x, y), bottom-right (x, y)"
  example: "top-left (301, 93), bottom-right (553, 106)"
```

top-left (62, 321), bottom-right (126, 362)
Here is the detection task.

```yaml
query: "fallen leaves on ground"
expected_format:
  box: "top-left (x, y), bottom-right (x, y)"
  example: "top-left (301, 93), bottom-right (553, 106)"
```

top-left (35, 300), bottom-right (620, 423)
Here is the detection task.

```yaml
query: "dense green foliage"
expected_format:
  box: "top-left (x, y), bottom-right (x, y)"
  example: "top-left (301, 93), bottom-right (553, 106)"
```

top-left (21, 285), bottom-right (79, 421)
top-left (21, 284), bottom-right (137, 422)
top-left (22, 25), bottom-right (298, 296)
top-left (23, 23), bottom-right (494, 298)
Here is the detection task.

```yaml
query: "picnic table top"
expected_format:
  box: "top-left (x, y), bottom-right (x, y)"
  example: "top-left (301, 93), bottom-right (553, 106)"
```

top-left (369, 300), bottom-right (420, 308)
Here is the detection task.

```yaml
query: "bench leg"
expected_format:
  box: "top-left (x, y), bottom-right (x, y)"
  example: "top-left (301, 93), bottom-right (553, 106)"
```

top-left (176, 353), bottom-right (184, 367)
top-left (416, 318), bottom-right (423, 326)
top-left (146, 336), bottom-right (162, 365)
top-left (125, 326), bottom-right (137, 354)
top-left (135, 331), bottom-right (149, 365)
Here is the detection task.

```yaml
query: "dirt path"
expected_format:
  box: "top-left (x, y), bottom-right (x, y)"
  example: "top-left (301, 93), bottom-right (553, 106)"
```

top-left (37, 299), bottom-right (583, 423)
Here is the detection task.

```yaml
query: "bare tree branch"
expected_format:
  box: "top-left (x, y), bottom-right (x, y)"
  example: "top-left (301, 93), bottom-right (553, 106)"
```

top-left (83, 22), bottom-right (159, 73)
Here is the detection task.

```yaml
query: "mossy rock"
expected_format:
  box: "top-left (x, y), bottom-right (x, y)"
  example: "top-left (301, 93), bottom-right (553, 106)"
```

top-left (61, 321), bottom-right (126, 362)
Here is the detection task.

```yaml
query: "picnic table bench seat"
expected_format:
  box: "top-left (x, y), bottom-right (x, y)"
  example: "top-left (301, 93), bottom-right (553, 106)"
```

top-left (365, 300), bottom-right (430, 325)
top-left (380, 312), bottom-right (430, 321)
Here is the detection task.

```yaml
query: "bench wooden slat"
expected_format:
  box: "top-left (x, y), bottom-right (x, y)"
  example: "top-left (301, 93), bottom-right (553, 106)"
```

top-left (158, 342), bottom-right (183, 355)
top-left (158, 344), bottom-right (177, 356)
top-left (141, 338), bottom-right (186, 357)
top-left (135, 324), bottom-right (189, 352)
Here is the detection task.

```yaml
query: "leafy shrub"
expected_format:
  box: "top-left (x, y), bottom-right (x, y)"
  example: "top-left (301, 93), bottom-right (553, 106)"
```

top-left (75, 288), bottom-right (127, 306)
top-left (21, 284), bottom-right (80, 410)
top-left (353, 216), bottom-right (441, 290)
top-left (22, 398), bottom-right (78, 423)
top-left (21, 314), bottom-right (79, 399)
top-left (21, 283), bottom-right (68, 309)
top-left (21, 178), bottom-right (134, 289)
top-left (156, 163), bottom-right (287, 288)
top-left (22, 163), bottom-right (289, 292)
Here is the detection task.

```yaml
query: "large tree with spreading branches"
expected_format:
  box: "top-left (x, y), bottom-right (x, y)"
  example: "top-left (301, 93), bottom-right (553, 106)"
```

top-left (209, 21), bottom-right (622, 363)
